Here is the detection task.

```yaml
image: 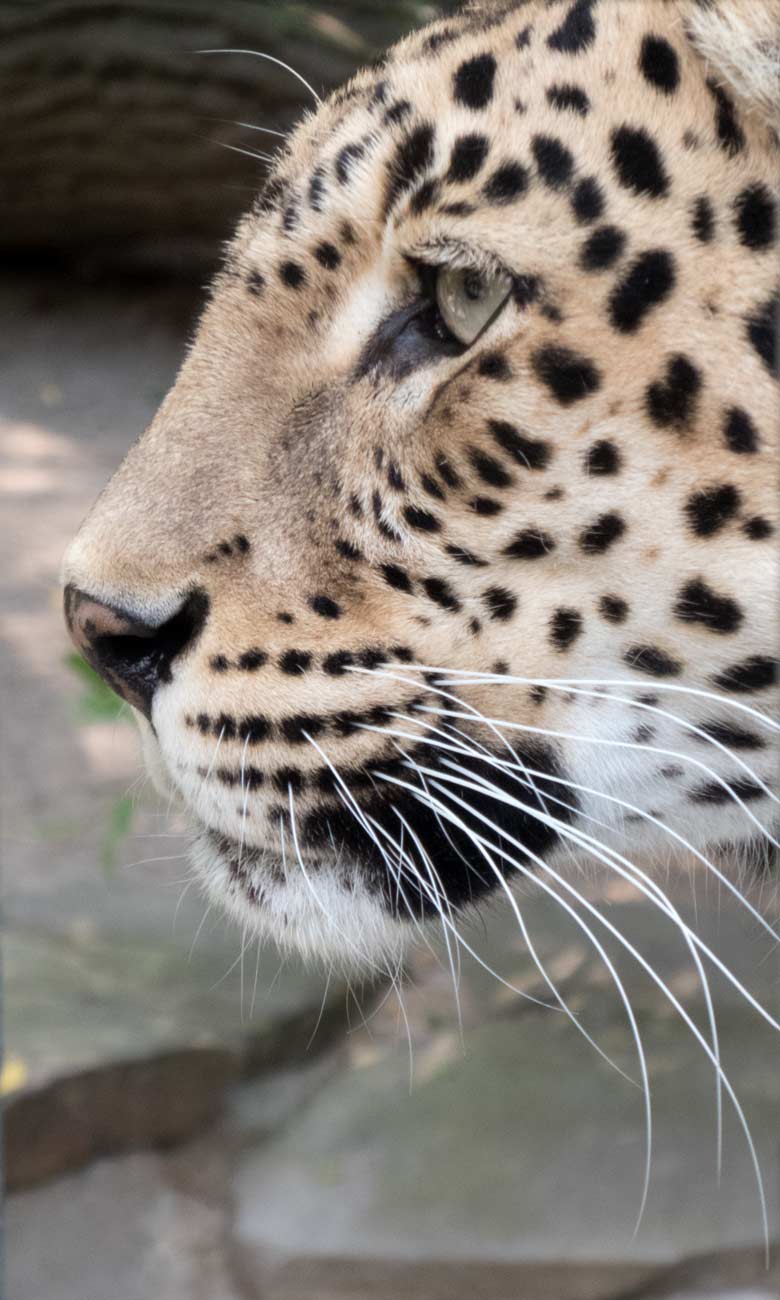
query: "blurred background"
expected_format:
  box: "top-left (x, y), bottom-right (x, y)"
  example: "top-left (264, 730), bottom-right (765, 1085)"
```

top-left (1, 4), bottom-right (779, 1298)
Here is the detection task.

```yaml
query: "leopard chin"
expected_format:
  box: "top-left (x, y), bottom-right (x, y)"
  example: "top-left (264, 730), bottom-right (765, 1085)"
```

top-left (189, 826), bottom-right (414, 972)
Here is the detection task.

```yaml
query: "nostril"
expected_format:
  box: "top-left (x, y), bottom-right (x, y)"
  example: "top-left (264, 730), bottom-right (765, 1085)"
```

top-left (64, 585), bottom-right (210, 718)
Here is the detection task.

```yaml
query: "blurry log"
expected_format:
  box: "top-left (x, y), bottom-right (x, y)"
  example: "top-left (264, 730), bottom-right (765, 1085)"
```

top-left (0, 0), bottom-right (449, 275)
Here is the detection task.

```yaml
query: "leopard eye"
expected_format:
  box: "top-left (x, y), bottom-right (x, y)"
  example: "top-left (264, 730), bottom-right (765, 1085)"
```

top-left (435, 265), bottom-right (512, 346)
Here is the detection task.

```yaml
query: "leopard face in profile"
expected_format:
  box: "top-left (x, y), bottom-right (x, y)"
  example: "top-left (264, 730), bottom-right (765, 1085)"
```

top-left (64, 0), bottom-right (778, 969)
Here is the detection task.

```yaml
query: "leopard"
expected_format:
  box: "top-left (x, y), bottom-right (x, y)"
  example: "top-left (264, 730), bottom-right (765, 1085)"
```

top-left (63, 0), bottom-right (779, 975)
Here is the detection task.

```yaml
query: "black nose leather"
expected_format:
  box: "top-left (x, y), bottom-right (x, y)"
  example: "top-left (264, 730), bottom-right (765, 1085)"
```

top-left (64, 585), bottom-right (209, 718)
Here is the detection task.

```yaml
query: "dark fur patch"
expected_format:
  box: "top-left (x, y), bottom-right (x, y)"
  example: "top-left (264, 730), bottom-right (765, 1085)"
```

top-left (645, 355), bottom-right (702, 431)
top-left (609, 250), bottom-right (676, 333)
top-left (674, 578), bottom-right (742, 634)
top-left (503, 528), bottom-right (555, 560)
top-left (384, 124), bottom-right (436, 217)
top-left (624, 645), bottom-right (682, 678)
top-left (579, 512), bottom-right (626, 554)
top-left (532, 345), bottom-right (601, 405)
top-left (639, 34), bottom-right (680, 94)
top-left (734, 184), bottom-right (777, 251)
top-left (547, 0), bottom-right (597, 55)
top-left (684, 484), bottom-right (740, 536)
top-left (610, 126), bottom-right (669, 199)
top-left (546, 83), bottom-right (590, 115)
top-left (452, 53), bottom-right (497, 109)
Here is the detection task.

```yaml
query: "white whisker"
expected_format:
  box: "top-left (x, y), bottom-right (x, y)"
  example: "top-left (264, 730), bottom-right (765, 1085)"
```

top-left (196, 48), bottom-right (322, 105)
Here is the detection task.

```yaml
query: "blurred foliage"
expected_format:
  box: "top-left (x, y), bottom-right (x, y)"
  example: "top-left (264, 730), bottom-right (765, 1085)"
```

top-left (65, 653), bottom-right (136, 874)
top-left (65, 651), bottom-right (127, 724)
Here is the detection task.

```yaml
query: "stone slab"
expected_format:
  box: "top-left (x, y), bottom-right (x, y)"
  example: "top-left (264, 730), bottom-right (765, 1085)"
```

top-left (232, 896), bottom-right (780, 1291)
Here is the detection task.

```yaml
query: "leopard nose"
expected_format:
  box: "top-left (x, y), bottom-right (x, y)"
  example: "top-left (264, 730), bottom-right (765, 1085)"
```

top-left (63, 585), bottom-right (209, 718)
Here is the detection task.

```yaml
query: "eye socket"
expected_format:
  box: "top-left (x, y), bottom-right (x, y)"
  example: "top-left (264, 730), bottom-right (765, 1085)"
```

top-left (434, 264), bottom-right (513, 346)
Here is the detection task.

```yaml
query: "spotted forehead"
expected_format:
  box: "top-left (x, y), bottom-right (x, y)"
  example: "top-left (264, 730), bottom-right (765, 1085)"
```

top-left (221, 0), bottom-right (768, 310)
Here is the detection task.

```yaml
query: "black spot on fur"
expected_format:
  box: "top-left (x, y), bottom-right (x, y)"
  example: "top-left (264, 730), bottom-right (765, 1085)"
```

top-left (308, 167), bottom-right (326, 211)
top-left (335, 141), bottom-right (366, 185)
top-left (478, 352), bottom-right (511, 380)
top-left (422, 26), bottom-right (459, 55)
top-left (280, 260), bottom-right (305, 289)
top-left (609, 250), bottom-right (676, 333)
top-left (689, 778), bottom-right (764, 806)
top-left (453, 53), bottom-right (497, 109)
top-left (580, 225), bottom-right (626, 271)
top-left (323, 651), bottom-right (354, 676)
top-left (624, 645), bottom-right (682, 678)
top-left (280, 650), bottom-right (312, 675)
top-left (585, 440), bottom-right (620, 475)
top-left (599, 594), bottom-right (629, 624)
top-left (745, 293), bottom-right (779, 377)
top-left (447, 133), bottom-right (490, 182)
top-left (675, 578), bottom-right (742, 634)
top-left (743, 516), bottom-right (773, 541)
top-left (469, 447), bottom-right (513, 488)
top-left (734, 184), bottom-right (776, 251)
top-left (489, 420), bottom-right (551, 469)
top-left (684, 484), bottom-right (740, 536)
top-left (470, 496), bottom-right (503, 516)
top-left (692, 195), bottom-right (715, 243)
top-left (698, 720), bottom-right (766, 751)
top-left (532, 135), bottom-right (574, 188)
top-left (210, 655), bottom-right (229, 673)
top-left (246, 271), bottom-right (266, 296)
top-left (706, 79), bottom-right (745, 156)
top-left (547, 83), bottom-right (590, 115)
top-left (639, 34), bottom-right (680, 94)
top-left (483, 586), bottom-right (517, 621)
top-left (436, 453), bottom-right (461, 489)
top-left (611, 126), bottom-right (669, 199)
top-left (335, 538), bottom-right (362, 561)
top-left (713, 656), bottom-right (777, 694)
top-left (383, 99), bottom-right (412, 126)
top-left (551, 607), bottom-right (583, 650)
top-left (384, 124), bottom-right (436, 217)
top-left (420, 473), bottom-right (444, 500)
top-left (315, 242), bottom-right (342, 270)
top-left (423, 577), bottom-right (461, 611)
top-left (447, 544), bottom-right (487, 567)
top-left (238, 649), bottom-right (267, 672)
top-left (483, 161), bottom-right (529, 204)
top-left (503, 528), bottom-right (555, 561)
top-left (404, 505), bottom-right (441, 532)
top-left (274, 767), bottom-right (304, 795)
top-left (572, 176), bottom-right (605, 223)
top-left (410, 179), bottom-right (440, 214)
top-left (579, 512), bottom-right (626, 554)
top-left (387, 461), bottom-right (405, 491)
top-left (511, 274), bottom-right (542, 309)
top-left (547, 0), bottom-right (597, 55)
top-left (238, 714), bottom-right (271, 744)
top-left (646, 355), bottom-right (702, 430)
top-left (532, 345), bottom-right (601, 405)
top-left (281, 714), bottom-right (325, 744)
top-left (381, 563), bottom-right (413, 593)
top-left (310, 594), bottom-right (341, 620)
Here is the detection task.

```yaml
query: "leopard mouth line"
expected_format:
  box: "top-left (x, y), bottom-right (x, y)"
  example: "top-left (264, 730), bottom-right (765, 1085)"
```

top-left (185, 732), bottom-right (576, 926)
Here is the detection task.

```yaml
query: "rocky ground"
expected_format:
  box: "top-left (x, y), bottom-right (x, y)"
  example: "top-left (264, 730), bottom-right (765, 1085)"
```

top-left (2, 271), bottom-right (779, 1300)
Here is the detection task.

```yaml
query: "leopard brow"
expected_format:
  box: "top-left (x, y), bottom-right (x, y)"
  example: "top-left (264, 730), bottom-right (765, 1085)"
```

top-left (404, 235), bottom-right (513, 283)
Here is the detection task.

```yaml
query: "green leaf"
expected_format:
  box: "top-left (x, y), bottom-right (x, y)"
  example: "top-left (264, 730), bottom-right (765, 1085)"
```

top-left (64, 652), bottom-right (128, 723)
